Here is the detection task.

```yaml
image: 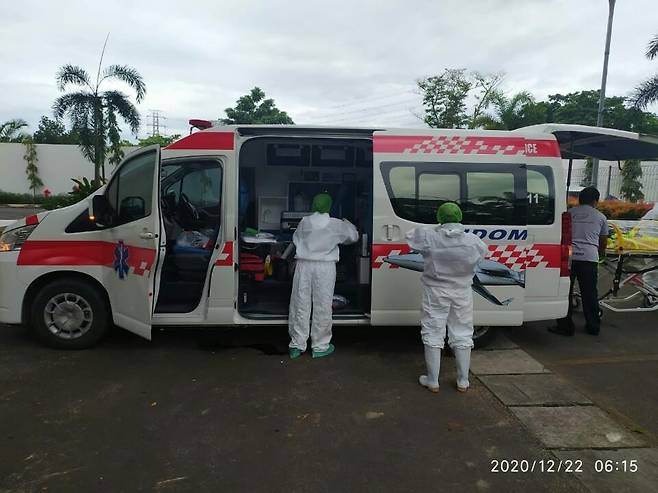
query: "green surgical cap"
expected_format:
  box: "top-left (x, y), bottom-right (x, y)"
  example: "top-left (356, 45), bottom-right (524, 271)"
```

top-left (312, 193), bottom-right (333, 214)
top-left (437, 202), bottom-right (463, 224)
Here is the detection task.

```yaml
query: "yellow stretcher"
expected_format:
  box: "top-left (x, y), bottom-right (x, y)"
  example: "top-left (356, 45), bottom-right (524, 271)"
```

top-left (606, 220), bottom-right (658, 255)
top-left (597, 220), bottom-right (658, 313)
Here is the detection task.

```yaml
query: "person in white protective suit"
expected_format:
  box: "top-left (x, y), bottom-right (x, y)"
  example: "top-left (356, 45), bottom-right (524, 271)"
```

top-left (288, 193), bottom-right (359, 359)
top-left (406, 202), bottom-right (488, 393)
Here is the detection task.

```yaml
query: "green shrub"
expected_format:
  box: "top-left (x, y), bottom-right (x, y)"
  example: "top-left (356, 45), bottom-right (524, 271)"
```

top-left (567, 197), bottom-right (654, 220)
top-left (41, 194), bottom-right (79, 210)
top-left (0, 189), bottom-right (45, 205)
top-left (41, 178), bottom-right (102, 210)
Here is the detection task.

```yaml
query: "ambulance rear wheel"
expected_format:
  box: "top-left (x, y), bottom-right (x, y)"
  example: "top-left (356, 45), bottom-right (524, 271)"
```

top-left (473, 326), bottom-right (496, 349)
top-left (31, 279), bottom-right (110, 349)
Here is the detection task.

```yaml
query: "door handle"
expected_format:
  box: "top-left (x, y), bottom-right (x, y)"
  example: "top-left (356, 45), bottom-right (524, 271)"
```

top-left (139, 231), bottom-right (156, 240)
top-left (384, 224), bottom-right (400, 241)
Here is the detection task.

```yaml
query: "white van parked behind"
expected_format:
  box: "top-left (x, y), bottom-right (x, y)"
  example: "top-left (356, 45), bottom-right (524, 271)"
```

top-left (1, 123), bottom-right (656, 348)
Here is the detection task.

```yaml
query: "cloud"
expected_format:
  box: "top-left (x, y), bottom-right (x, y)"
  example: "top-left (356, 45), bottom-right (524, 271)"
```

top-left (0, 0), bottom-right (656, 137)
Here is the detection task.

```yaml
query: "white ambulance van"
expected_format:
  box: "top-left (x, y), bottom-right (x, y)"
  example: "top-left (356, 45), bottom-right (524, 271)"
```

top-left (1, 123), bottom-right (656, 348)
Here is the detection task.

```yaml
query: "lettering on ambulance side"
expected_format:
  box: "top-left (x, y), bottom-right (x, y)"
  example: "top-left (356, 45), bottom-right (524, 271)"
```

top-left (525, 143), bottom-right (538, 155)
top-left (463, 228), bottom-right (528, 241)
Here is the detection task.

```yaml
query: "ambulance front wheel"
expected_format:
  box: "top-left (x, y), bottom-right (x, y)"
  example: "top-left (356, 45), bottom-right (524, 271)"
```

top-left (30, 278), bottom-right (111, 349)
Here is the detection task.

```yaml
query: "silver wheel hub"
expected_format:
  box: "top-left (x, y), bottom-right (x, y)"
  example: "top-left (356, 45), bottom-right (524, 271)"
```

top-left (44, 293), bottom-right (93, 339)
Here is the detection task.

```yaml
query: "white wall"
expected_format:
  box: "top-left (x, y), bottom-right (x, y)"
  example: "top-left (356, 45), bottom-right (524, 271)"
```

top-left (566, 159), bottom-right (658, 201)
top-left (0, 143), bottom-right (138, 195)
top-left (4, 142), bottom-right (653, 201)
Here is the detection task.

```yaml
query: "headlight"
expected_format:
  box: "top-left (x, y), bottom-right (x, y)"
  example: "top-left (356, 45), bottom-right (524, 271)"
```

top-left (0, 225), bottom-right (37, 252)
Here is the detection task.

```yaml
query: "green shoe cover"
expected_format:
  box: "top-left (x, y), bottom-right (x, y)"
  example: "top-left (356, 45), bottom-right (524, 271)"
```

top-left (289, 348), bottom-right (303, 359)
top-left (312, 344), bottom-right (335, 359)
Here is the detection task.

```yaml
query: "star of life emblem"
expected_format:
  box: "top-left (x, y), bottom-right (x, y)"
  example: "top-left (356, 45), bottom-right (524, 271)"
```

top-left (113, 241), bottom-right (130, 279)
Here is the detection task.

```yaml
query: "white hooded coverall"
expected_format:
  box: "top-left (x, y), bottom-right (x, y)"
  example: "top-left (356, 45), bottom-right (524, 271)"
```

top-left (289, 213), bottom-right (359, 352)
top-left (406, 223), bottom-right (488, 349)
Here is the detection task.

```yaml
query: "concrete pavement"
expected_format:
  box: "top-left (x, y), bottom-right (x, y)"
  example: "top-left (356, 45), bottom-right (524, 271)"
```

top-left (1, 205), bottom-right (656, 491)
top-left (0, 325), bottom-right (585, 493)
top-left (503, 310), bottom-right (658, 441)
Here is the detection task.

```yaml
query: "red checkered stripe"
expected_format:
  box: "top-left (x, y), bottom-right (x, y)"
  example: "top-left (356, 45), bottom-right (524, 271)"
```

top-left (373, 135), bottom-right (560, 157)
top-left (408, 136), bottom-right (524, 155)
top-left (372, 244), bottom-right (412, 269)
top-left (486, 245), bottom-right (529, 271)
top-left (214, 241), bottom-right (234, 266)
top-left (372, 243), bottom-right (560, 270)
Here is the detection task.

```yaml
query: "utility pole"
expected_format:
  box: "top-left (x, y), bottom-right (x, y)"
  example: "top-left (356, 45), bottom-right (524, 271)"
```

top-left (591, 0), bottom-right (616, 188)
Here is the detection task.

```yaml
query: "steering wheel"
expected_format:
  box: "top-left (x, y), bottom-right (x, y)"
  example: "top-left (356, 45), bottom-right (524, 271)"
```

top-left (179, 192), bottom-right (200, 222)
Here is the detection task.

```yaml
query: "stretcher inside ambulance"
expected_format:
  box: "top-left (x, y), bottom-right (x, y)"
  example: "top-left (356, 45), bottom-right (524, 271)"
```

top-left (1, 123), bottom-right (657, 349)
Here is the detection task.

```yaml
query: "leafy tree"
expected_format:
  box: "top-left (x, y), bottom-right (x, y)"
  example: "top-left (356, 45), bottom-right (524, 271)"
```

top-left (417, 69), bottom-right (472, 128)
top-left (473, 91), bottom-right (547, 130)
top-left (33, 116), bottom-right (79, 144)
top-left (620, 159), bottom-right (644, 202)
top-left (221, 87), bottom-right (293, 124)
top-left (23, 137), bottom-right (43, 198)
top-left (138, 134), bottom-right (181, 147)
top-left (0, 119), bottom-right (29, 142)
top-left (545, 91), bottom-right (658, 133)
top-left (631, 34), bottom-right (658, 109)
top-left (468, 72), bottom-right (504, 128)
top-left (53, 41), bottom-right (146, 184)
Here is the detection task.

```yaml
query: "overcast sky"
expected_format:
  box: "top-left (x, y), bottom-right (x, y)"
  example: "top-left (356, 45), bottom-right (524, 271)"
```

top-left (1, 0), bottom-right (656, 139)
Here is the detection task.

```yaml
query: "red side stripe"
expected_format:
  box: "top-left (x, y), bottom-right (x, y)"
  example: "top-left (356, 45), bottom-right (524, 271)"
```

top-left (17, 240), bottom-right (156, 275)
top-left (214, 241), bottom-right (234, 266)
top-left (371, 243), bottom-right (411, 268)
top-left (532, 243), bottom-right (561, 269)
top-left (373, 135), bottom-right (560, 157)
top-left (371, 242), bottom-right (561, 270)
top-left (165, 131), bottom-right (235, 151)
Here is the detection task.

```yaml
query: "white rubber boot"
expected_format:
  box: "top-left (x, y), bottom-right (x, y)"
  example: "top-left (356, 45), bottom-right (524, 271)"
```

top-left (419, 345), bottom-right (441, 393)
top-left (454, 347), bottom-right (471, 392)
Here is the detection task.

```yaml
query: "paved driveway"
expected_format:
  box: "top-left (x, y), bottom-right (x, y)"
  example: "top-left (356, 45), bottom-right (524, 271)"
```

top-left (0, 325), bottom-right (584, 493)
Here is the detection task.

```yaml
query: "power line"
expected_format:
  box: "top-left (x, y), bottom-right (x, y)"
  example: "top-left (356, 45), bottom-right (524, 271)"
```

top-left (309, 98), bottom-right (419, 122)
top-left (323, 89), bottom-right (417, 110)
top-left (309, 107), bottom-right (422, 125)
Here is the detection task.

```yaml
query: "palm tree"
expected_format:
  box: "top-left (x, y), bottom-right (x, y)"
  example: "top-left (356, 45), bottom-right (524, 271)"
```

top-left (472, 91), bottom-right (536, 130)
top-left (53, 43), bottom-right (145, 183)
top-left (631, 34), bottom-right (658, 109)
top-left (0, 119), bottom-right (29, 142)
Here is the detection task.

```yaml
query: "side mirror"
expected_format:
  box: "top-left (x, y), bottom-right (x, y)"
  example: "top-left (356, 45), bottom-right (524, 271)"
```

top-left (91, 194), bottom-right (112, 227)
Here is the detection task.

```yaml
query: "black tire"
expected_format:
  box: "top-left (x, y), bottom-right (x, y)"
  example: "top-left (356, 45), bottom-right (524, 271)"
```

top-left (473, 325), bottom-right (496, 349)
top-left (30, 278), bottom-right (111, 349)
